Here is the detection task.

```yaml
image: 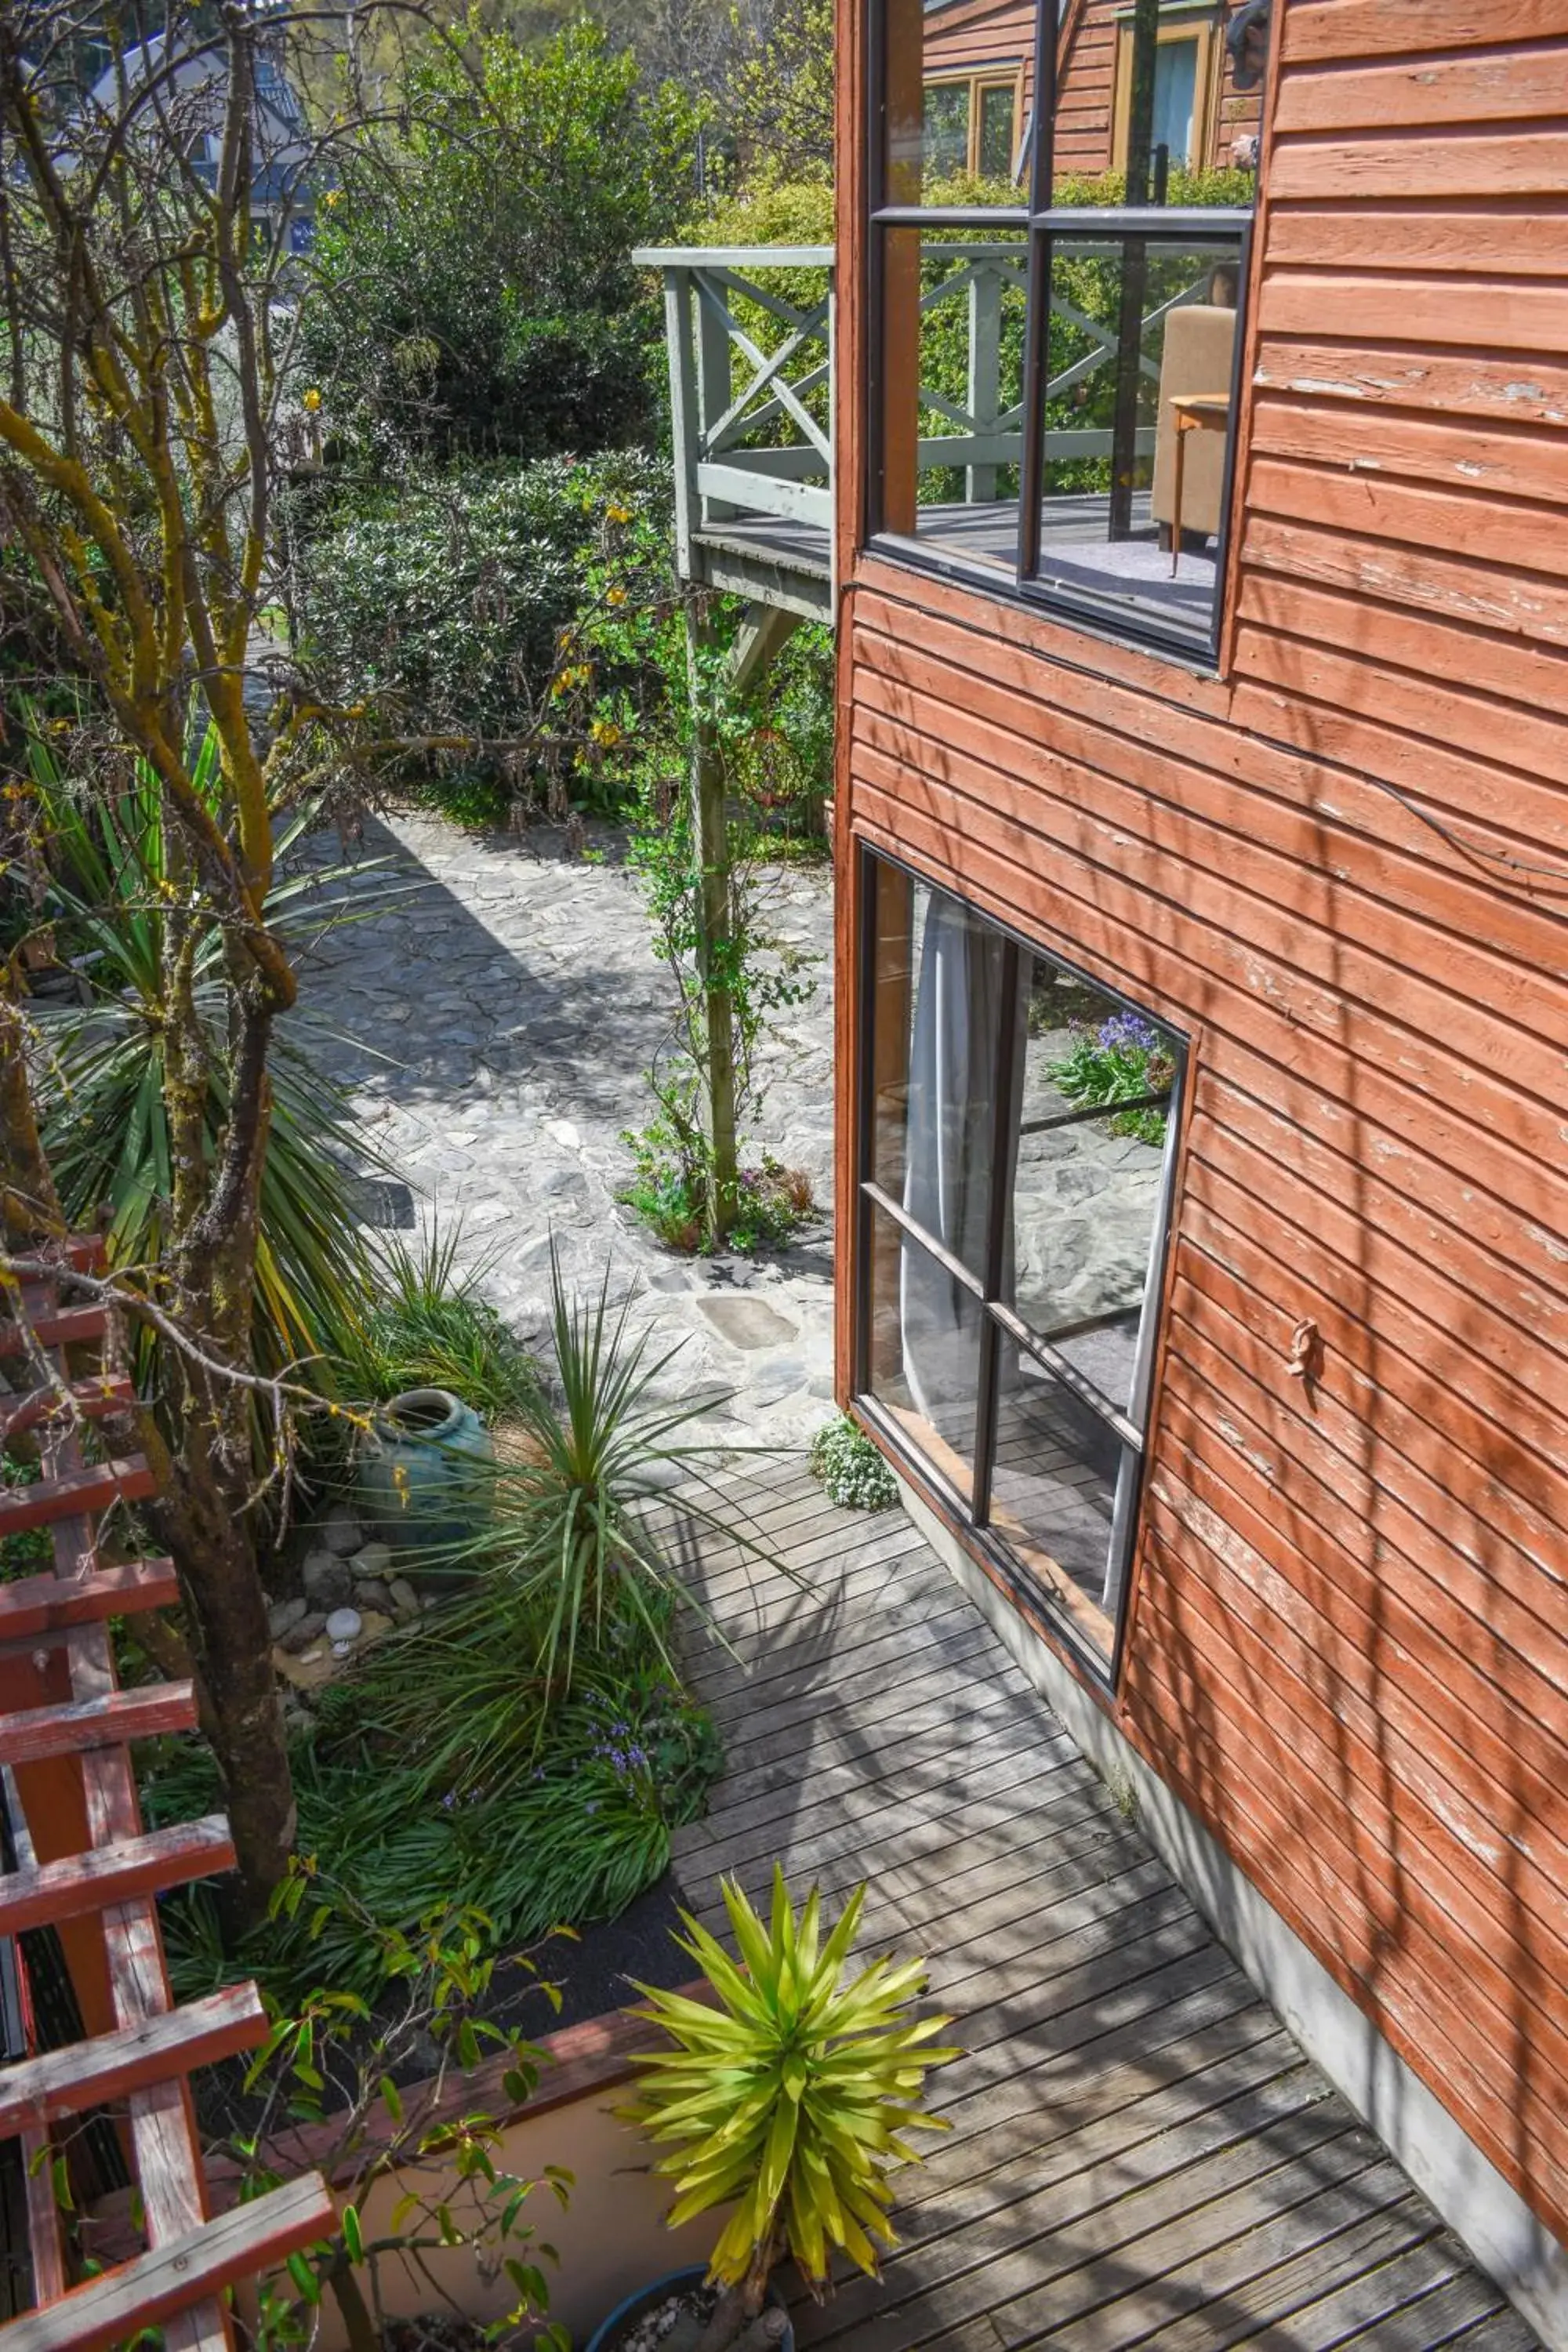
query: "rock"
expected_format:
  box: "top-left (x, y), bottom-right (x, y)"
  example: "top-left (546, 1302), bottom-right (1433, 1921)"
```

top-left (695, 1294), bottom-right (800, 1352)
top-left (319, 1509), bottom-right (363, 1557)
top-left (388, 1578), bottom-right (422, 1621)
top-left (268, 1596), bottom-right (308, 1639)
top-left (302, 1551), bottom-right (352, 1610)
top-left (282, 1610), bottom-right (328, 1653)
top-left (349, 1541), bottom-right (394, 1583)
top-left (354, 1609), bottom-right (394, 1648)
top-left (354, 1577), bottom-right (394, 1613)
top-left (274, 1642), bottom-right (336, 1692)
top-left (326, 1606), bottom-right (363, 1651)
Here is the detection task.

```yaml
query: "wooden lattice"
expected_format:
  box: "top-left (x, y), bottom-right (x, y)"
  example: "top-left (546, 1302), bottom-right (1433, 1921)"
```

top-left (0, 1241), bottom-right (333, 2351)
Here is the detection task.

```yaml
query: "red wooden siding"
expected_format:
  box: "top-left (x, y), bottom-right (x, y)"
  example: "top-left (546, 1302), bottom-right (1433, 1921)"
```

top-left (837, 0), bottom-right (1568, 2263)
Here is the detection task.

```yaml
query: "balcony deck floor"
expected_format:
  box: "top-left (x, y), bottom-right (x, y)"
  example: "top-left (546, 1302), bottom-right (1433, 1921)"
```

top-left (663, 1457), bottom-right (1538, 2352)
top-left (694, 492), bottom-right (1216, 645)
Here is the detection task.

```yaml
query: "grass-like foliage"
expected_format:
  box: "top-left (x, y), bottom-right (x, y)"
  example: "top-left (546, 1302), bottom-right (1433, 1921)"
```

top-left (1047, 1011), bottom-right (1176, 1147)
top-left (146, 1606), bottom-right (720, 2006)
top-left (625, 1868), bottom-right (958, 2345)
top-left (332, 1226), bottom-right (542, 1422)
top-left (404, 1242), bottom-right (776, 1696)
top-left (20, 711), bottom-right (394, 1384)
top-left (809, 1416), bottom-right (899, 1512)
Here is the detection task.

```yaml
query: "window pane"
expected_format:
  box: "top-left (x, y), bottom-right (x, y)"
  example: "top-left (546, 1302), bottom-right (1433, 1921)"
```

top-left (924, 82), bottom-right (971, 180)
top-left (1011, 958), bottom-right (1177, 1417)
top-left (866, 1207), bottom-right (984, 1504)
top-left (1033, 233), bottom-right (1243, 649)
top-left (881, 0), bottom-right (1029, 205)
top-left (1152, 38), bottom-right (1200, 169)
top-left (876, 223), bottom-right (1028, 556)
top-left (986, 1345), bottom-right (1126, 1655)
top-left (978, 82), bottom-right (1018, 180)
top-left (869, 870), bottom-right (1007, 1280)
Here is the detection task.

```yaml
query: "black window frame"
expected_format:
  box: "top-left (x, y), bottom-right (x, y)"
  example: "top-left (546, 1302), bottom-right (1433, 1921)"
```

top-left (851, 844), bottom-right (1188, 1688)
top-left (865, 0), bottom-right (1254, 670)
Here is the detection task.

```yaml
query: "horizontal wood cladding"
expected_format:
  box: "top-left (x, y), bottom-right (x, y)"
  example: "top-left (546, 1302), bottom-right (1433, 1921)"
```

top-left (843, 574), bottom-right (1568, 2245)
top-left (840, 2), bottom-right (1568, 2261)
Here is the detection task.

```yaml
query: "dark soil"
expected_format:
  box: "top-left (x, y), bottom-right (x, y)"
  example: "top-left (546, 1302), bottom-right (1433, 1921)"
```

top-left (484, 1871), bottom-right (696, 2040)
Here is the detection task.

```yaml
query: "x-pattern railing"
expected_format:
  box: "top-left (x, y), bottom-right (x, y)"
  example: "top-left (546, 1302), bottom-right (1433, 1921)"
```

top-left (636, 241), bottom-right (1221, 568)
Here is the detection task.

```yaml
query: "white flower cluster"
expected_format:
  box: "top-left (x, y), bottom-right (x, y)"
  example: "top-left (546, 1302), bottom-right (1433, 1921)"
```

top-left (809, 1416), bottom-right (899, 1512)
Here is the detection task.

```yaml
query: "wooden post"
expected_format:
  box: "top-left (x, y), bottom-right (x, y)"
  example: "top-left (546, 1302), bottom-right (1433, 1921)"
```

top-left (664, 268), bottom-right (700, 577)
top-left (695, 270), bottom-right (738, 528)
top-left (967, 263), bottom-right (1004, 505)
top-left (880, 0), bottom-right (925, 536)
top-left (1109, 0), bottom-right (1159, 543)
top-left (688, 600), bottom-right (739, 1246)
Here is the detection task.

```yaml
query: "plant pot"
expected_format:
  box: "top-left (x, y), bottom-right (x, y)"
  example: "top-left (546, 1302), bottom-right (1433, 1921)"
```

top-left (586, 2267), bottom-right (795, 2352)
top-left (354, 1386), bottom-right (494, 1566)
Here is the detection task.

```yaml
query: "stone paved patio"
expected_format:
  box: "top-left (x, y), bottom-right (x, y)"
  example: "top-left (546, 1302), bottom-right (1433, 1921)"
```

top-left (293, 811), bottom-right (837, 1444)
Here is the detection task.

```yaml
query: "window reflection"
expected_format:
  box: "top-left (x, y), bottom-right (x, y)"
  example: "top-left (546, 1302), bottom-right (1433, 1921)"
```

top-left (858, 855), bottom-right (1180, 1670)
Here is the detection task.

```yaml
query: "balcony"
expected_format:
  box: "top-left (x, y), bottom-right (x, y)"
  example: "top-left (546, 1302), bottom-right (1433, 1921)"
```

top-left (637, 219), bottom-right (1247, 654)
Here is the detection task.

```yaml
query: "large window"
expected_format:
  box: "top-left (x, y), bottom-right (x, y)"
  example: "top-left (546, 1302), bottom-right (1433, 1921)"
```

top-left (855, 851), bottom-right (1184, 1676)
top-left (870, 0), bottom-right (1254, 659)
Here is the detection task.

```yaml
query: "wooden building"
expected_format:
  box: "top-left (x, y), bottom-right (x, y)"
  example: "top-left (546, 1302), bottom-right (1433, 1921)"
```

top-left (830, 0), bottom-right (1568, 2343)
top-left (920, 0), bottom-right (1262, 183)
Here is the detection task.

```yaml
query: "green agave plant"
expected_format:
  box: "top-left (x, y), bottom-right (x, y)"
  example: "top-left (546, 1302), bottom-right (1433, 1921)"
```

top-left (20, 710), bottom-right (400, 1385)
top-left (625, 1867), bottom-right (958, 2343)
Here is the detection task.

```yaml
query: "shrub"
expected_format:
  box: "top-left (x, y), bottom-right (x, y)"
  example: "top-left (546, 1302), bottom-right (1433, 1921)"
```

top-left (145, 1606), bottom-right (723, 2007)
top-left (302, 21), bottom-right (701, 468)
top-left (624, 1868), bottom-right (957, 2345)
top-left (296, 453), bottom-right (670, 805)
top-left (332, 1228), bottom-right (541, 1425)
top-left (810, 1417), bottom-right (899, 1512)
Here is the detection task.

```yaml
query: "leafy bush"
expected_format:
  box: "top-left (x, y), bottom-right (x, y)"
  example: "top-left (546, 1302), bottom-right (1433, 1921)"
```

top-left (1048, 1011), bottom-right (1176, 1146)
top-left (810, 1416), bottom-right (899, 1512)
top-left (621, 1122), bottom-right (813, 1258)
top-left (296, 453), bottom-right (670, 806)
top-left (302, 22), bottom-right (700, 468)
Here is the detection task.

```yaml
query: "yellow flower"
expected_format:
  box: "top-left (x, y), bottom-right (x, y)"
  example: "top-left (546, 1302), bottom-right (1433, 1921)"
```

top-left (324, 188), bottom-right (342, 208)
top-left (606, 586), bottom-right (628, 607)
top-left (302, 387), bottom-right (322, 413)
top-left (605, 503), bottom-right (632, 524)
top-left (589, 719), bottom-right (622, 750)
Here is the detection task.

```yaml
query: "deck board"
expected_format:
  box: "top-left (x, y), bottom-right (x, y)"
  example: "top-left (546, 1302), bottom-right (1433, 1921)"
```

top-left (662, 1463), bottom-right (1537, 2350)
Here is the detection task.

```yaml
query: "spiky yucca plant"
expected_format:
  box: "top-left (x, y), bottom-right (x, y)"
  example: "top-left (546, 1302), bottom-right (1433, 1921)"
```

top-left (625, 1868), bottom-right (958, 2350)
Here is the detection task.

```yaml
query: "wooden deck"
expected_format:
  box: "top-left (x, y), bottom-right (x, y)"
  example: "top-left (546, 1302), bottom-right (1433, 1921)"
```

top-left (664, 1460), bottom-right (1538, 2352)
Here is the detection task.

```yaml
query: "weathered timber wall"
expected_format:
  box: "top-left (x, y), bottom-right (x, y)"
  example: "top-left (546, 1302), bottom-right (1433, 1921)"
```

top-left (837, 0), bottom-right (1568, 2256)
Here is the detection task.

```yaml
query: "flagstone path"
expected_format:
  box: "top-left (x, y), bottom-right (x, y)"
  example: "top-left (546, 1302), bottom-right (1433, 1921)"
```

top-left (292, 811), bottom-right (838, 1446)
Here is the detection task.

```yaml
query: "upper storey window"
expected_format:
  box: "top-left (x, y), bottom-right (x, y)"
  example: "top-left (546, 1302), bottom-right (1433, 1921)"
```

top-left (869, 0), bottom-right (1257, 661)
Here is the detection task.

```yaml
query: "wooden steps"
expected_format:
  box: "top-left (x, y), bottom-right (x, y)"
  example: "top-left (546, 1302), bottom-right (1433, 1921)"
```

top-left (0, 1684), bottom-right (198, 1767)
top-left (0, 1817), bottom-right (235, 1937)
top-left (0, 1247), bottom-right (330, 2346)
top-left (0, 1378), bottom-right (136, 1446)
top-left (0, 1985), bottom-right (268, 2136)
top-left (0, 1559), bottom-right (181, 1643)
top-left (0, 1457), bottom-right (155, 1537)
top-left (0, 2176), bottom-right (339, 2352)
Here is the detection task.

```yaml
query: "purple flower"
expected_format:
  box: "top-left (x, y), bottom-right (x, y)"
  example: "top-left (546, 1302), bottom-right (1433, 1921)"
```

top-left (1097, 1011), bottom-right (1162, 1056)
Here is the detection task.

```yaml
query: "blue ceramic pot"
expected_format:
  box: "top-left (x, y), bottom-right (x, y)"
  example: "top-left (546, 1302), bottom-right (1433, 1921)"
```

top-left (355, 1386), bottom-right (494, 1566)
top-left (585, 2266), bottom-right (795, 2352)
